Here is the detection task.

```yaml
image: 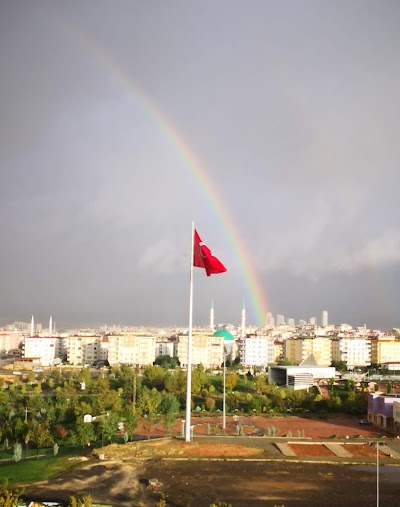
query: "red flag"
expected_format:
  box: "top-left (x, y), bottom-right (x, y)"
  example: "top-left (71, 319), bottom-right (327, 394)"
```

top-left (193, 229), bottom-right (227, 276)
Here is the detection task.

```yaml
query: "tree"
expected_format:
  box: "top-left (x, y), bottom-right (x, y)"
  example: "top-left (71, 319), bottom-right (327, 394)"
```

top-left (68, 495), bottom-right (92, 507)
top-left (331, 360), bottom-right (347, 371)
top-left (32, 421), bottom-right (51, 455)
top-left (95, 412), bottom-right (119, 446)
top-left (53, 424), bottom-right (68, 444)
top-left (225, 372), bottom-right (238, 393)
top-left (12, 443), bottom-right (22, 462)
top-left (0, 479), bottom-right (24, 507)
top-left (137, 387), bottom-right (162, 416)
top-left (191, 364), bottom-right (208, 393)
top-left (165, 368), bottom-right (186, 394)
top-left (159, 395), bottom-right (180, 436)
top-left (143, 365), bottom-right (167, 390)
top-left (254, 375), bottom-right (267, 394)
top-left (154, 355), bottom-right (179, 369)
top-left (205, 397), bottom-right (216, 411)
top-left (74, 419), bottom-right (95, 448)
top-left (122, 413), bottom-right (138, 442)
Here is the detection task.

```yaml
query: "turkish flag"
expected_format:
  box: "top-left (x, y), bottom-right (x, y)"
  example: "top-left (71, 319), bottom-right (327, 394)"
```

top-left (193, 230), bottom-right (227, 276)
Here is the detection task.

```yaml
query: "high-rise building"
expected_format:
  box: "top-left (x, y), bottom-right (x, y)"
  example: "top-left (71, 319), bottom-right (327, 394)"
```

top-left (266, 312), bottom-right (273, 327)
top-left (299, 320), bottom-right (307, 327)
top-left (322, 311), bottom-right (328, 328)
top-left (309, 317), bottom-right (317, 326)
top-left (287, 318), bottom-right (295, 327)
top-left (276, 314), bottom-right (285, 327)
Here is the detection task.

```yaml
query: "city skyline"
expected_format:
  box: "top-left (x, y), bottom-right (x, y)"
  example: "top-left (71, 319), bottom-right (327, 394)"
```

top-left (1, 2), bottom-right (400, 330)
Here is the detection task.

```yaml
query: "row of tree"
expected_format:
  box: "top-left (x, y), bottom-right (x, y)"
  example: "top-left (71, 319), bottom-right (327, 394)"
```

top-left (0, 363), bottom-right (368, 452)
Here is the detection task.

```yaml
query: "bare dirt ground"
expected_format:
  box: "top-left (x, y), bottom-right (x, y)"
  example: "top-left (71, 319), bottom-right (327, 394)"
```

top-left (23, 415), bottom-right (400, 507)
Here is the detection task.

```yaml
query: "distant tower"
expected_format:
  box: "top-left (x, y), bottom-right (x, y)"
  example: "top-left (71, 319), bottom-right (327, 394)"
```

top-left (30, 315), bottom-right (35, 336)
top-left (322, 310), bottom-right (328, 328)
top-left (266, 312), bottom-right (272, 327)
top-left (276, 314), bottom-right (285, 327)
top-left (241, 300), bottom-right (246, 338)
top-left (49, 316), bottom-right (53, 336)
top-left (210, 300), bottom-right (215, 332)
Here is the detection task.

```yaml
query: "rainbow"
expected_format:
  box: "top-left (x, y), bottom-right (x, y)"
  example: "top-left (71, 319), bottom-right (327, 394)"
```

top-left (67, 26), bottom-right (269, 326)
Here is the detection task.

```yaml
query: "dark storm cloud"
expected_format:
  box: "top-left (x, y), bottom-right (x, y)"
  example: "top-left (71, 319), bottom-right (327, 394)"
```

top-left (1, 1), bottom-right (400, 329)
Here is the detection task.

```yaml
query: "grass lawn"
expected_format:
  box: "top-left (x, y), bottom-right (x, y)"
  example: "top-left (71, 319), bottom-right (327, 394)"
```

top-left (0, 455), bottom-right (85, 484)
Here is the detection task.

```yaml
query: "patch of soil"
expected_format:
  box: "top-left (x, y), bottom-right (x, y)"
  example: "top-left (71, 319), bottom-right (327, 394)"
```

top-left (92, 439), bottom-right (263, 459)
top-left (289, 444), bottom-right (336, 457)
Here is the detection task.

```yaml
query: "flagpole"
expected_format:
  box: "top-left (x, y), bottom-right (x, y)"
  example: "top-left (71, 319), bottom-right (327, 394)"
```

top-left (185, 221), bottom-right (195, 442)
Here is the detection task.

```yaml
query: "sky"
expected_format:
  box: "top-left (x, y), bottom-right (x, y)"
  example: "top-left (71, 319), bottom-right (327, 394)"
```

top-left (1, 1), bottom-right (400, 330)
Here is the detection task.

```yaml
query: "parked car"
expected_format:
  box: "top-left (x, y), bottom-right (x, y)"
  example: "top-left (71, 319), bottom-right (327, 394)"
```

top-left (359, 419), bottom-right (372, 426)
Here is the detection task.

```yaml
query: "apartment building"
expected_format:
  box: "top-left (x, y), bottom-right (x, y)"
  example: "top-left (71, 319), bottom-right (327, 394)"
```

top-left (107, 333), bottom-right (156, 366)
top-left (23, 336), bottom-right (61, 366)
top-left (67, 335), bottom-right (101, 366)
top-left (176, 332), bottom-right (223, 369)
top-left (283, 337), bottom-right (332, 366)
top-left (331, 337), bottom-right (371, 368)
top-left (0, 330), bottom-right (23, 352)
top-left (155, 338), bottom-right (175, 358)
top-left (371, 337), bottom-right (400, 365)
top-left (237, 335), bottom-right (274, 367)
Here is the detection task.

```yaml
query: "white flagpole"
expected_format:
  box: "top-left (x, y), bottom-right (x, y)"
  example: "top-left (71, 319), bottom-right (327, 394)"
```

top-left (185, 221), bottom-right (195, 442)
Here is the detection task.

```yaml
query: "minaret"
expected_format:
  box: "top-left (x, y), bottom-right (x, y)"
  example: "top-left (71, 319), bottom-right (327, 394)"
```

top-left (30, 315), bottom-right (35, 336)
top-left (49, 316), bottom-right (53, 336)
top-left (210, 300), bottom-right (215, 332)
top-left (241, 300), bottom-right (246, 338)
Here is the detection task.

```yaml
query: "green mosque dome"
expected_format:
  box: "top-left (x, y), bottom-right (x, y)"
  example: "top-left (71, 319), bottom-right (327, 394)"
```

top-left (213, 330), bottom-right (235, 341)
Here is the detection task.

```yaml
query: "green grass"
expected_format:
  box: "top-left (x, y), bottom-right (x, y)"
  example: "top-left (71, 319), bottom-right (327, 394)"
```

top-left (0, 454), bottom-right (84, 484)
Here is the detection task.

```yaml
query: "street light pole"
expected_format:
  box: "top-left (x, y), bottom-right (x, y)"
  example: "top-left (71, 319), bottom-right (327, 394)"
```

top-left (223, 351), bottom-right (226, 430)
top-left (376, 441), bottom-right (379, 507)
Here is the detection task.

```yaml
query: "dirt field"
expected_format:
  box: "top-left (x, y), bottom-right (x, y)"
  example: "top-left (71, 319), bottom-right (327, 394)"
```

top-left (135, 414), bottom-right (387, 440)
top-left (23, 415), bottom-right (400, 507)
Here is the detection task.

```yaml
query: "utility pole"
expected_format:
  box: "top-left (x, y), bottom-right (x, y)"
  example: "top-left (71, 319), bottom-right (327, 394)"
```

top-left (132, 367), bottom-right (137, 414)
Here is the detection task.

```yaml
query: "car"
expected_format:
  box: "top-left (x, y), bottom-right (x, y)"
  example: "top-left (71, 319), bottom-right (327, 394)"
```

top-left (359, 419), bottom-right (372, 426)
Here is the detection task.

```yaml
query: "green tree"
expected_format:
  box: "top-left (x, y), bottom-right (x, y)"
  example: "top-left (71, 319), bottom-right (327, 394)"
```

top-left (95, 412), bottom-right (119, 446)
top-left (32, 421), bottom-right (51, 455)
top-left (154, 355), bottom-right (179, 369)
top-left (254, 374), bottom-right (267, 394)
top-left (165, 367), bottom-right (186, 394)
top-left (0, 479), bottom-right (24, 507)
top-left (205, 397), bottom-right (216, 411)
top-left (143, 365), bottom-right (167, 390)
top-left (74, 419), bottom-right (95, 448)
top-left (68, 495), bottom-right (92, 507)
top-left (137, 387), bottom-right (162, 416)
top-left (225, 372), bottom-right (238, 393)
top-left (159, 394), bottom-right (180, 435)
top-left (331, 360), bottom-right (347, 371)
top-left (191, 364), bottom-right (208, 393)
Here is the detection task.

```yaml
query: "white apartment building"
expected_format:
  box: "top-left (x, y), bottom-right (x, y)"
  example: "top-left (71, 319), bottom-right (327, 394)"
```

top-left (331, 337), bottom-right (371, 368)
top-left (155, 339), bottom-right (175, 358)
top-left (67, 335), bottom-right (101, 366)
top-left (107, 333), bottom-right (156, 366)
top-left (176, 333), bottom-right (223, 369)
top-left (238, 336), bottom-right (274, 368)
top-left (23, 336), bottom-right (61, 366)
